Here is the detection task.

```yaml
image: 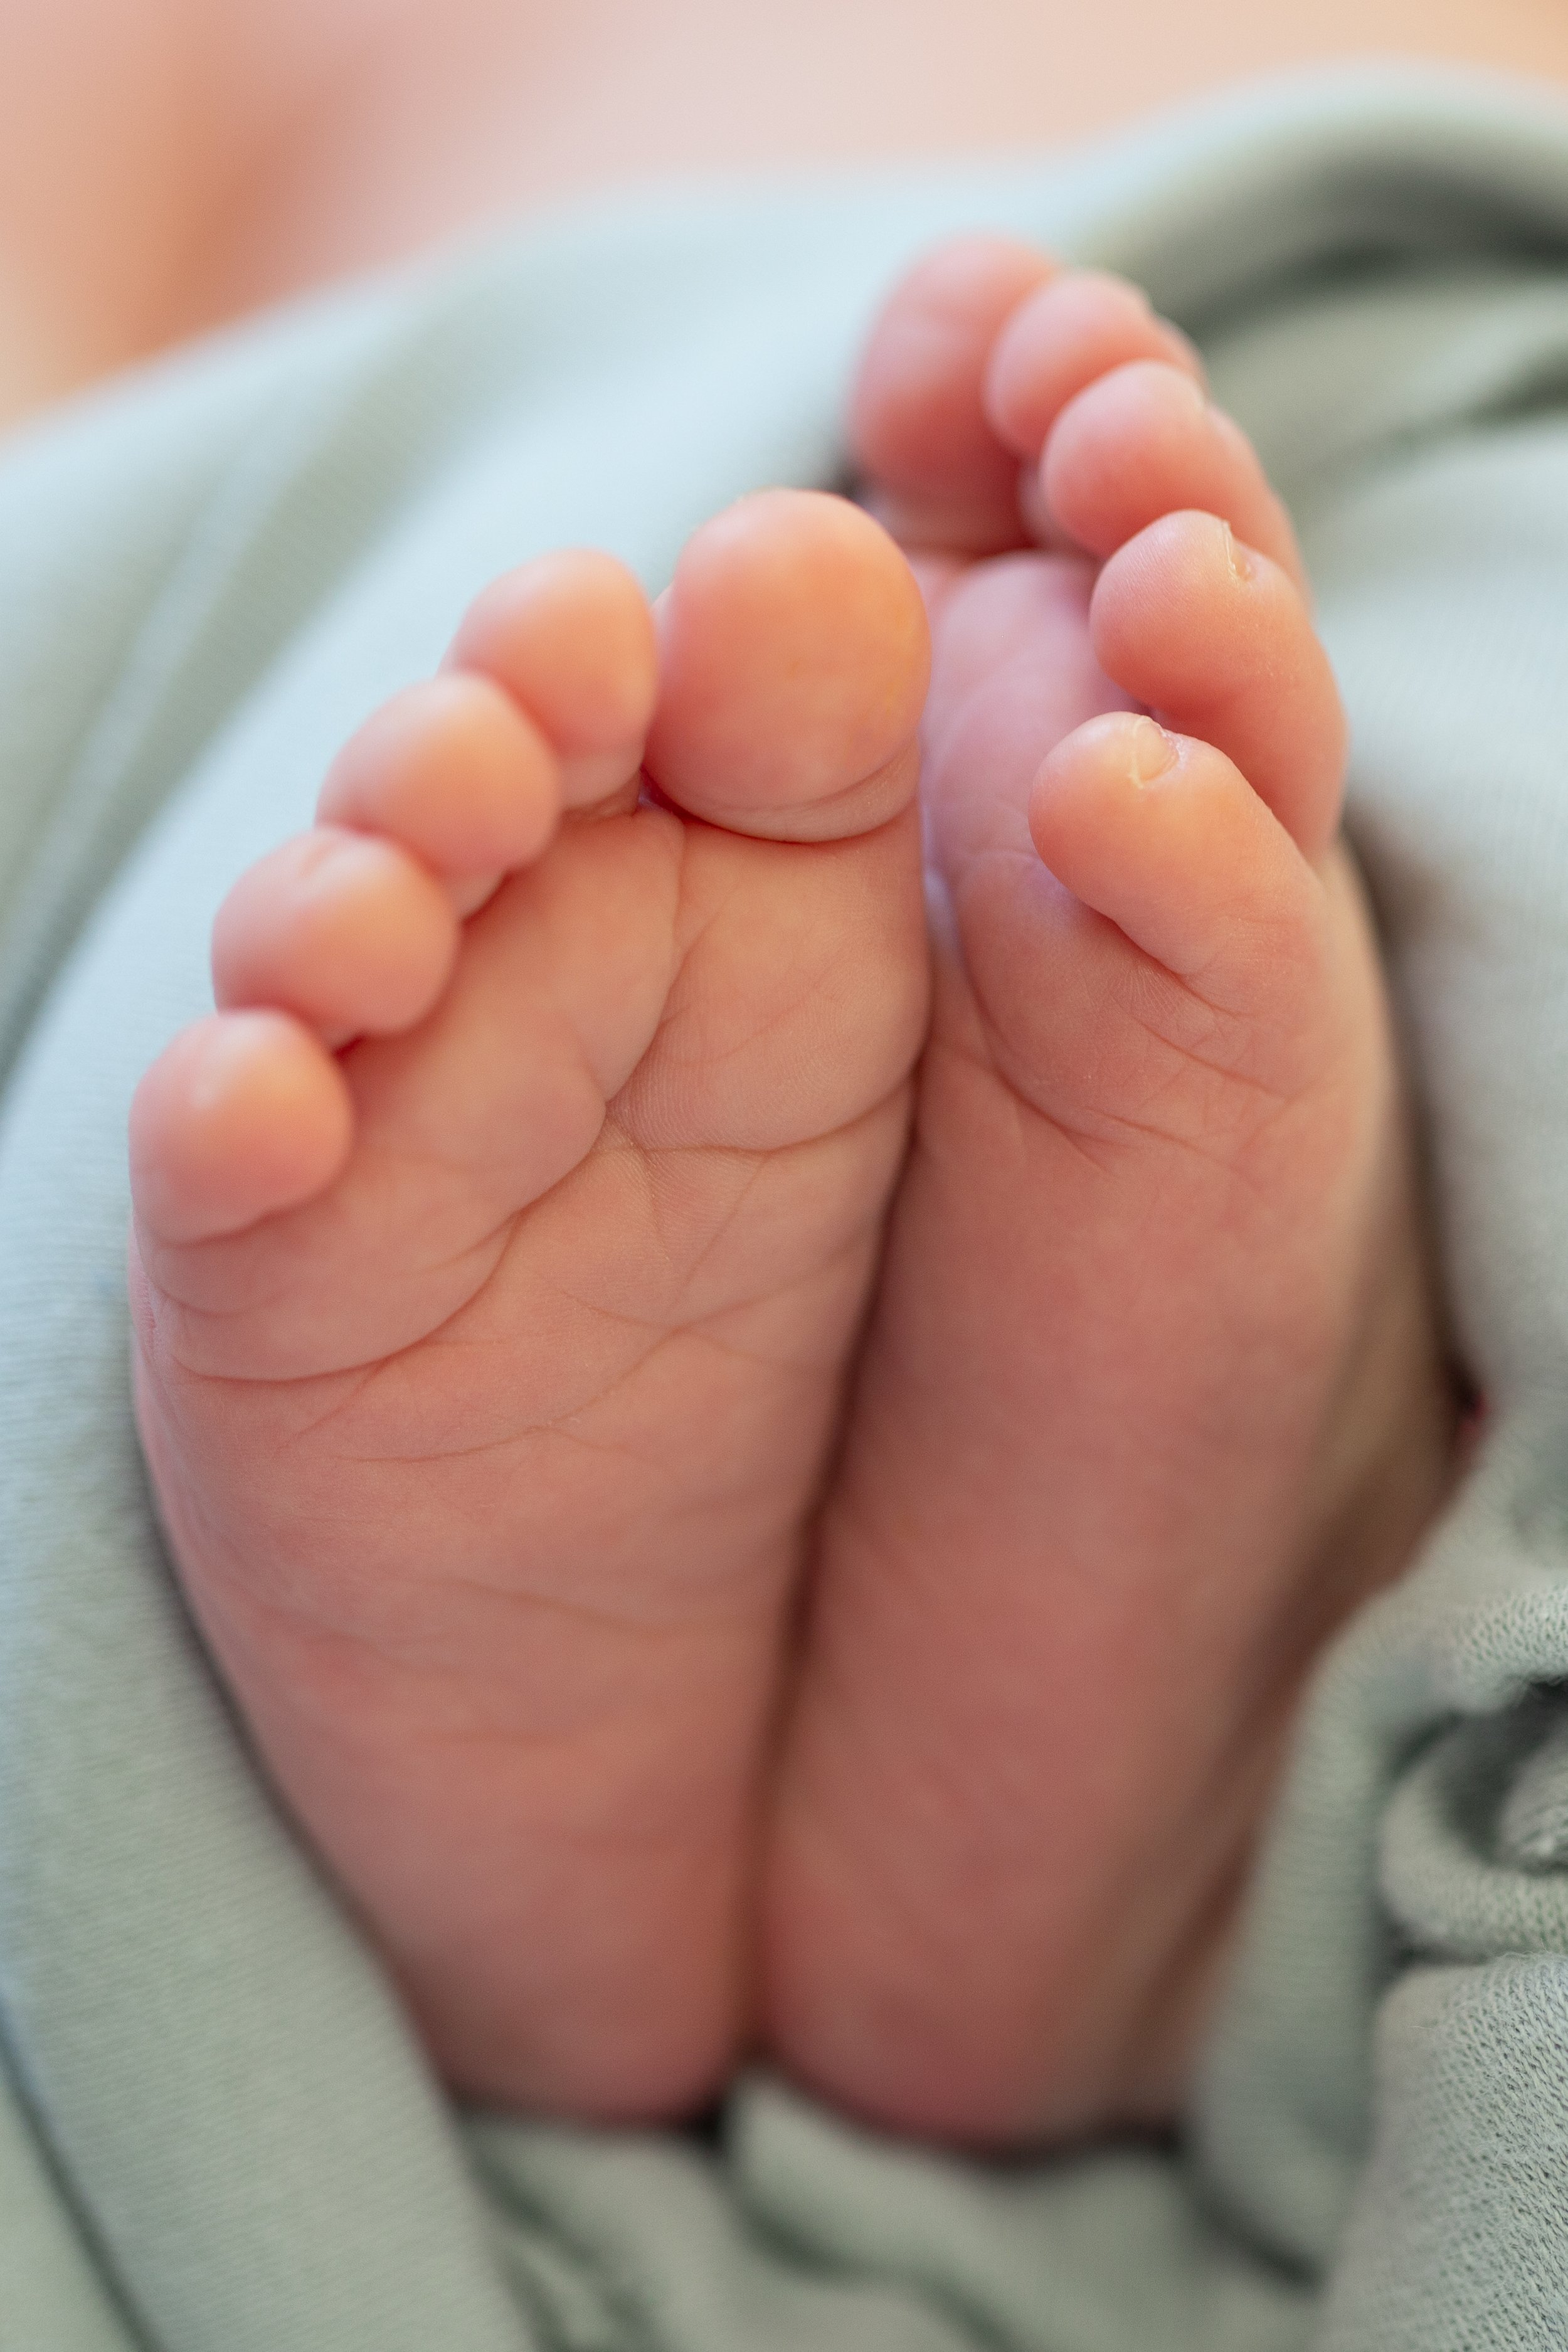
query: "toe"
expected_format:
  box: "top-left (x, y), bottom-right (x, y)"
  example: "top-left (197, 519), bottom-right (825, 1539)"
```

top-left (130, 1011), bottom-right (352, 1246)
top-left (318, 674), bottom-right (561, 883)
top-left (1029, 711), bottom-right (1323, 1012)
top-left (850, 235), bottom-right (1054, 555)
top-left (211, 826), bottom-right (460, 1040)
top-left (1089, 512), bottom-right (1346, 861)
top-left (643, 489), bottom-right (930, 841)
top-left (1039, 361), bottom-right (1305, 589)
top-left (445, 549), bottom-right (659, 812)
top-left (983, 270), bottom-right (1203, 462)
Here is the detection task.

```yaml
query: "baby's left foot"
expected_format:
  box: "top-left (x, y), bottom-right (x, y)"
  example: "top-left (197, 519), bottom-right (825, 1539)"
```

top-left (764, 246), bottom-right (1458, 2143)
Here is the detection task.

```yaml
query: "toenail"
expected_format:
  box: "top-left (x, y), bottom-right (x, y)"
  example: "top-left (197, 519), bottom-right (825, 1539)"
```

top-left (1129, 717), bottom-right (1177, 784)
top-left (1219, 520), bottom-right (1253, 582)
top-left (1168, 367), bottom-right (1206, 414)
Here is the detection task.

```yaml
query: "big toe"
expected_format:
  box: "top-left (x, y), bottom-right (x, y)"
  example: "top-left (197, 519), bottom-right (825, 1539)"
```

top-left (849, 236), bottom-right (1054, 554)
top-left (644, 489), bottom-right (930, 841)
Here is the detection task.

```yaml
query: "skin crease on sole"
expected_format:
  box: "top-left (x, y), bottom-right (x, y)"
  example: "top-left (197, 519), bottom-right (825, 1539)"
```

top-left (129, 489), bottom-right (935, 2123)
top-left (760, 241), bottom-right (1459, 2144)
top-left (127, 245), bottom-right (1458, 2146)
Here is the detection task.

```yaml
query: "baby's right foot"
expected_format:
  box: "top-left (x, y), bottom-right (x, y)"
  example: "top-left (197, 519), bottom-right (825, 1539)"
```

top-left (128, 490), bottom-right (930, 2122)
top-left (764, 246), bottom-right (1458, 2144)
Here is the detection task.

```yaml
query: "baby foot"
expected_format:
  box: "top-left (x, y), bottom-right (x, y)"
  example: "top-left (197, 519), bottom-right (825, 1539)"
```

top-left (763, 246), bottom-right (1458, 2143)
top-left (129, 491), bottom-right (930, 2122)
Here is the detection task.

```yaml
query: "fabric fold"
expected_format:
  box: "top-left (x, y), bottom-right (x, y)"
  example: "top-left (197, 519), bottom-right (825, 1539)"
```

top-left (5, 64), bottom-right (1568, 2351)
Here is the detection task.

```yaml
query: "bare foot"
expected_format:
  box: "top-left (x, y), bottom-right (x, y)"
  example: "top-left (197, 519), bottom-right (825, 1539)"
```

top-left (763, 243), bottom-right (1458, 2145)
top-left (128, 490), bottom-right (930, 2123)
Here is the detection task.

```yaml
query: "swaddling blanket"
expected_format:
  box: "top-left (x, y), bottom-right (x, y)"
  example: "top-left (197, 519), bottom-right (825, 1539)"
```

top-left (3, 64), bottom-right (1568, 2352)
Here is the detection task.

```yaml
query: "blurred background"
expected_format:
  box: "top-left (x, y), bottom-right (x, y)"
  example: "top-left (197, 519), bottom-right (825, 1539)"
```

top-left (1, 0), bottom-right (1565, 430)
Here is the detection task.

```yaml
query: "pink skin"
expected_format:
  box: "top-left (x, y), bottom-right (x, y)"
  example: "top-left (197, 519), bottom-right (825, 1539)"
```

top-left (129, 252), bottom-right (1453, 2142)
top-left (761, 242), bottom-right (1455, 2143)
top-left (130, 495), bottom-right (931, 2121)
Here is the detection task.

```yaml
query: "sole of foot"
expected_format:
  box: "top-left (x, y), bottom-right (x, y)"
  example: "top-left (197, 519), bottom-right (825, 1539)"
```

top-left (762, 241), bottom-right (1458, 2145)
top-left (129, 488), bottom-right (930, 2122)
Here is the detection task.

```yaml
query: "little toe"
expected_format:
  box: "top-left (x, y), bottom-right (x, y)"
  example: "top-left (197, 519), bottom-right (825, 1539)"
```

top-left (644, 489), bottom-right (930, 841)
top-left (983, 270), bottom-right (1203, 462)
top-left (1041, 361), bottom-right (1306, 589)
top-left (130, 1010), bottom-right (352, 1246)
top-left (1090, 512), bottom-right (1346, 860)
top-left (211, 826), bottom-right (459, 1040)
top-left (850, 235), bottom-right (1055, 554)
top-left (445, 549), bottom-right (659, 812)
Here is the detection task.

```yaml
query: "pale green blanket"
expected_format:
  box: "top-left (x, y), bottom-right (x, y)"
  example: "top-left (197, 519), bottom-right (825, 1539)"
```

top-left (4, 64), bottom-right (1568, 2352)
